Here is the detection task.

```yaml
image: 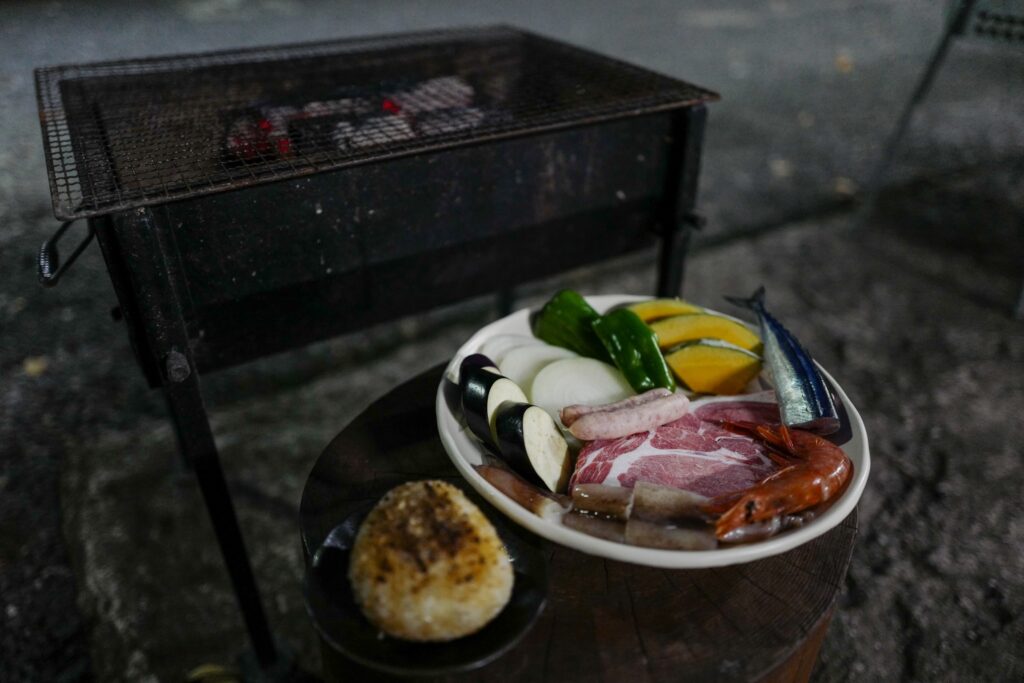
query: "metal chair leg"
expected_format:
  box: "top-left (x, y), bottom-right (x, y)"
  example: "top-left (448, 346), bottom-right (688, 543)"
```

top-left (1016, 273), bottom-right (1024, 319)
top-left (857, 0), bottom-right (978, 226)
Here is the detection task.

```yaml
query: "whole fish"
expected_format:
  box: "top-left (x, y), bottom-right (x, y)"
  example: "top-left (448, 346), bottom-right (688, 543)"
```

top-left (725, 287), bottom-right (840, 435)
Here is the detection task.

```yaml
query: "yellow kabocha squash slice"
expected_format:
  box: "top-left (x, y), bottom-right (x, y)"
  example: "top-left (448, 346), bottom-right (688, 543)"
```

top-left (650, 313), bottom-right (763, 352)
top-left (665, 340), bottom-right (763, 395)
top-left (626, 298), bottom-right (704, 323)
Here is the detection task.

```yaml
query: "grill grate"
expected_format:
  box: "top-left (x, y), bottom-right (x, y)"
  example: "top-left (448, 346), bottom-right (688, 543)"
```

top-left (35, 26), bottom-right (717, 220)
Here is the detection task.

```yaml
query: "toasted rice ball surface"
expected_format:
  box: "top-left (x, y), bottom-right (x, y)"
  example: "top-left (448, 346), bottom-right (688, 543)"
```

top-left (348, 480), bottom-right (514, 641)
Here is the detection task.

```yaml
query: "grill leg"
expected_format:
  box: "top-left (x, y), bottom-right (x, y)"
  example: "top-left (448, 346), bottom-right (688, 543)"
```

top-left (656, 221), bottom-right (693, 298)
top-left (163, 374), bottom-right (279, 671)
top-left (110, 209), bottom-right (284, 676)
top-left (1016, 271), bottom-right (1024, 320)
top-left (656, 105), bottom-right (708, 298)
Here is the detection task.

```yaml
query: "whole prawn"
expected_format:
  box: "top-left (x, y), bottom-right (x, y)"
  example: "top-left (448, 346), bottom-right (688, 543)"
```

top-left (704, 421), bottom-right (852, 540)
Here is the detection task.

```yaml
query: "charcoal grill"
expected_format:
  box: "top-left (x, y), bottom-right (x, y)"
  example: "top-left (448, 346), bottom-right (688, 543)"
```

top-left (34, 26), bottom-right (717, 674)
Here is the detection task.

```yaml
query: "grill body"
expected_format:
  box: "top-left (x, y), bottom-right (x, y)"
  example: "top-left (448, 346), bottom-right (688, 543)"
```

top-left (36, 26), bottom-right (716, 673)
top-left (97, 111), bottom-right (698, 382)
top-left (36, 27), bottom-right (719, 384)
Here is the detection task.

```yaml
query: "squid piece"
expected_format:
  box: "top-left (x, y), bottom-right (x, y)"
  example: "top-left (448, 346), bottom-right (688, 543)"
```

top-left (624, 518), bottom-right (717, 551)
top-left (570, 484), bottom-right (634, 520)
top-left (562, 510), bottom-right (626, 543)
top-left (631, 481), bottom-right (709, 524)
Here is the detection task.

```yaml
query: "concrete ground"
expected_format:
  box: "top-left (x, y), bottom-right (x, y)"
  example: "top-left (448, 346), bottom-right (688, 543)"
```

top-left (1, 0), bottom-right (1023, 681)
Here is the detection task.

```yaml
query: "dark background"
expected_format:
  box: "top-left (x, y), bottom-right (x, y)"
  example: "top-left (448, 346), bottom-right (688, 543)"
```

top-left (1, 1), bottom-right (1022, 681)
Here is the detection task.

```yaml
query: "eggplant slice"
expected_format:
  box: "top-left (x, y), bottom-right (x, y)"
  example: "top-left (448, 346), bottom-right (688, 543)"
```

top-left (461, 365), bottom-right (527, 451)
top-left (494, 402), bottom-right (571, 493)
top-left (444, 353), bottom-right (500, 420)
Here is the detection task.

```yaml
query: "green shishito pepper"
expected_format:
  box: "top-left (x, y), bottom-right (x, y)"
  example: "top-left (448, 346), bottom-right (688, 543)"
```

top-left (592, 309), bottom-right (676, 393)
top-left (532, 290), bottom-right (611, 362)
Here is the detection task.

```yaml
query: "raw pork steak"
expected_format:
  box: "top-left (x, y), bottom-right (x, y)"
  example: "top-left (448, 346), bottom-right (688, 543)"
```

top-left (570, 392), bottom-right (781, 499)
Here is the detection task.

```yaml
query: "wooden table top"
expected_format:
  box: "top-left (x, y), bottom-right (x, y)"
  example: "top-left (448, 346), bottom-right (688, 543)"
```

top-left (299, 364), bottom-right (857, 682)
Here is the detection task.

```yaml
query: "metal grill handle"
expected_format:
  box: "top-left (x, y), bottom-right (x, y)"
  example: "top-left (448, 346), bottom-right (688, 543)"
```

top-left (38, 219), bottom-right (94, 287)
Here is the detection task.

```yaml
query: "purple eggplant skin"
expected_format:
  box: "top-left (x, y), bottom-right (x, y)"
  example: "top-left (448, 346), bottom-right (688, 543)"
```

top-left (461, 353), bottom-right (499, 376)
top-left (443, 354), bottom-right (498, 420)
top-left (494, 402), bottom-right (571, 493)
top-left (460, 365), bottom-right (524, 452)
top-left (493, 402), bottom-right (542, 486)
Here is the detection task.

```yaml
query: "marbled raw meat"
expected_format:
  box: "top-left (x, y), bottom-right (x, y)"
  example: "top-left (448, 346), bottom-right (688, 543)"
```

top-left (570, 392), bottom-right (781, 499)
top-left (690, 390), bottom-right (780, 425)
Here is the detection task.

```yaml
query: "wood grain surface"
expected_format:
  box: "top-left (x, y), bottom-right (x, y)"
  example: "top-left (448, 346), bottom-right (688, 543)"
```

top-left (299, 365), bottom-right (857, 682)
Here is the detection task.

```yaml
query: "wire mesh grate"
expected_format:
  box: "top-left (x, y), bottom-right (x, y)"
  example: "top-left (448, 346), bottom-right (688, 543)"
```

top-left (35, 26), bottom-right (717, 220)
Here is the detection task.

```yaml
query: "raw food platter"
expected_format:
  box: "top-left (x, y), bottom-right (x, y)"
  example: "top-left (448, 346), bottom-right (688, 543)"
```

top-left (435, 294), bottom-right (870, 568)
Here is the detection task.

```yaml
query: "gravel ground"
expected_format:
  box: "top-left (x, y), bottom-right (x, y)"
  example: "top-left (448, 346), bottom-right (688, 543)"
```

top-left (54, 186), bottom-right (1024, 681)
top-left (1, 0), bottom-right (1023, 681)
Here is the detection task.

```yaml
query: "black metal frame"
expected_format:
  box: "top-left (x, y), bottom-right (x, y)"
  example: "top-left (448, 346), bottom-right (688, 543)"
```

top-left (96, 208), bottom-right (279, 667)
top-left (37, 27), bottom-right (714, 675)
top-left (860, 0), bottom-right (979, 219)
top-left (658, 108), bottom-right (708, 296)
top-left (36, 26), bottom-right (716, 222)
top-left (68, 103), bottom-right (710, 675)
top-left (860, 0), bottom-right (1024, 317)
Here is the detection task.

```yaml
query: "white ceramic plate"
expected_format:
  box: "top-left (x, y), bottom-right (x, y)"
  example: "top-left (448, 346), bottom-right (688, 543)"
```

top-left (435, 295), bottom-right (870, 568)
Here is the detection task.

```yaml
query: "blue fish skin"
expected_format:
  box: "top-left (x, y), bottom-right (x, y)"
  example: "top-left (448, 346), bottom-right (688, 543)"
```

top-left (725, 287), bottom-right (840, 435)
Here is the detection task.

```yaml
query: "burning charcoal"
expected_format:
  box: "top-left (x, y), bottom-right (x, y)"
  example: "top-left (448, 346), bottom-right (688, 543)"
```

top-left (349, 116), bottom-right (415, 148)
top-left (391, 76), bottom-right (474, 114)
top-left (226, 113), bottom-right (291, 160)
top-left (303, 98), bottom-right (368, 118)
top-left (225, 106), bottom-right (297, 161)
top-left (417, 107), bottom-right (485, 136)
top-left (302, 101), bottom-right (332, 117)
top-left (229, 97), bottom-right (387, 160)
top-left (332, 121), bottom-right (356, 150)
top-left (262, 106), bottom-right (298, 157)
top-left (288, 117), bottom-right (340, 154)
top-left (225, 117), bottom-right (265, 160)
top-left (264, 105), bottom-right (298, 131)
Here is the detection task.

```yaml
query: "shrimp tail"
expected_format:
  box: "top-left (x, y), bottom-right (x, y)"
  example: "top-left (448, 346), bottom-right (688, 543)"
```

top-left (753, 423), bottom-right (797, 454)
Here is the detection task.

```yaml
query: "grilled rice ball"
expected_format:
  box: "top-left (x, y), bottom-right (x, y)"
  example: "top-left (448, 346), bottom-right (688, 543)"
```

top-left (348, 480), bottom-right (514, 641)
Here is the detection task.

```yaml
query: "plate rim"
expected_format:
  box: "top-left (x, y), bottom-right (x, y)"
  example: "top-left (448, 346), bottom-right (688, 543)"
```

top-left (436, 294), bottom-right (871, 568)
